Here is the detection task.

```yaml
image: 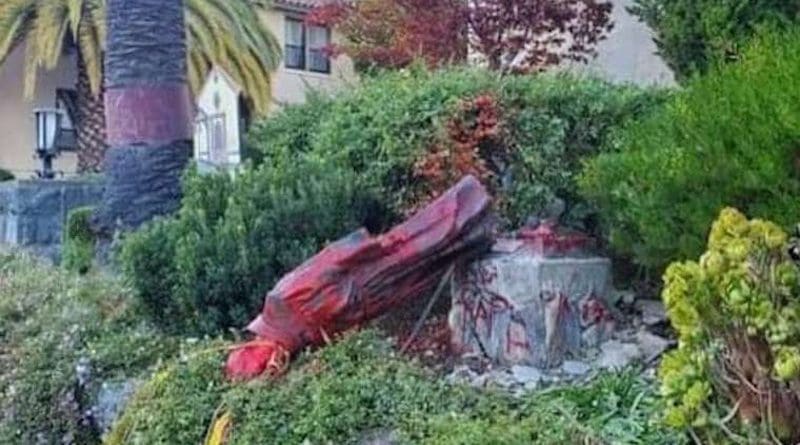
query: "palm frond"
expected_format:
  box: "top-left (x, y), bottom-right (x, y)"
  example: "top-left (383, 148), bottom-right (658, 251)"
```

top-left (24, 0), bottom-right (70, 97)
top-left (1, 0), bottom-right (281, 113)
top-left (0, 0), bottom-right (36, 65)
top-left (65, 0), bottom-right (84, 39)
top-left (77, 8), bottom-right (102, 95)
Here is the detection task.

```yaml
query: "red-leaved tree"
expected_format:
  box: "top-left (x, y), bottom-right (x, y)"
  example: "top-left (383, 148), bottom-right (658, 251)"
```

top-left (308, 0), bottom-right (613, 73)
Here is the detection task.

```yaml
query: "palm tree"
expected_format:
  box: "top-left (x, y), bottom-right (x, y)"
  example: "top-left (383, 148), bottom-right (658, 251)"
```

top-left (95, 0), bottom-right (190, 230)
top-left (0, 0), bottom-right (280, 172)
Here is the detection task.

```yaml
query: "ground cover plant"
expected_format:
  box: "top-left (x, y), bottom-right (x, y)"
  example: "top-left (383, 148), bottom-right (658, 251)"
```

top-left (580, 31), bottom-right (800, 273)
top-left (0, 252), bottom-right (179, 444)
top-left (109, 330), bottom-right (683, 445)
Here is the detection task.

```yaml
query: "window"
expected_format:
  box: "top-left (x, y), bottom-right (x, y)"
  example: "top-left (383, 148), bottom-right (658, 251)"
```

top-left (284, 17), bottom-right (331, 73)
top-left (285, 18), bottom-right (305, 69)
top-left (308, 25), bottom-right (331, 73)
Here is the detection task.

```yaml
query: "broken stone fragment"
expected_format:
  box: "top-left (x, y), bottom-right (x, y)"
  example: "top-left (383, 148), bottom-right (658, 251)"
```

top-left (562, 360), bottom-right (592, 376)
top-left (511, 365), bottom-right (543, 386)
top-left (635, 330), bottom-right (671, 363)
top-left (636, 299), bottom-right (667, 326)
top-left (596, 340), bottom-right (642, 370)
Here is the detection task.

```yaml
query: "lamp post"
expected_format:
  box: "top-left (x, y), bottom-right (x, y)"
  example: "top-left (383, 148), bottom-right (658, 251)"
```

top-left (33, 108), bottom-right (63, 179)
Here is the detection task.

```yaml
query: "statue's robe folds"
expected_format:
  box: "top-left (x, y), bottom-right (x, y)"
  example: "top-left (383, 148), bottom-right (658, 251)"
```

top-left (226, 175), bottom-right (493, 380)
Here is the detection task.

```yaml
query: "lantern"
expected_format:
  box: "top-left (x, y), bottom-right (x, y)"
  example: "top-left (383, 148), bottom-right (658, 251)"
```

top-left (33, 108), bottom-right (64, 179)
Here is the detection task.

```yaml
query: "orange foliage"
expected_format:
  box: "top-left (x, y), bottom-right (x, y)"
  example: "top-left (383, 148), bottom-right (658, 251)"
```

top-left (406, 94), bottom-right (509, 214)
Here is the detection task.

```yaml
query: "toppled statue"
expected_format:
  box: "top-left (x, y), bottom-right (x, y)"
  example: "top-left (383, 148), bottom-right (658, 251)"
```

top-left (226, 176), bottom-right (494, 380)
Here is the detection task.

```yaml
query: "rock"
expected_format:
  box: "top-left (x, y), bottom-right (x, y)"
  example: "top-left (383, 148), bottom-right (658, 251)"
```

top-left (637, 299), bottom-right (667, 326)
top-left (581, 322), bottom-right (614, 348)
top-left (636, 330), bottom-right (671, 362)
top-left (562, 360), bottom-right (592, 376)
top-left (619, 290), bottom-right (636, 306)
top-left (596, 340), bottom-right (642, 370)
top-left (523, 379), bottom-right (541, 391)
top-left (93, 379), bottom-right (138, 435)
top-left (488, 370), bottom-right (517, 388)
top-left (75, 357), bottom-right (92, 387)
top-left (356, 429), bottom-right (400, 445)
top-left (470, 373), bottom-right (491, 389)
top-left (511, 365), bottom-right (543, 385)
top-left (445, 365), bottom-right (477, 385)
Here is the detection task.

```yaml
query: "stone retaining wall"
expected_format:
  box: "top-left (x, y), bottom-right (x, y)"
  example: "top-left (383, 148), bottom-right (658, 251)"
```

top-left (0, 179), bottom-right (104, 259)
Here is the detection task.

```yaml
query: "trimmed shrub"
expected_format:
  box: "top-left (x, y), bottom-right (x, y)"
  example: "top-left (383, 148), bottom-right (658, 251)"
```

top-left (62, 206), bottom-right (95, 274)
top-left (0, 252), bottom-right (178, 444)
top-left (109, 330), bottom-right (682, 445)
top-left (250, 67), bottom-right (666, 231)
top-left (119, 161), bottom-right (388, 336)
top-left (580, 31), bottom-right (800, 272)
top-left (658, 208), bottom-right (800, 443)
top-left (629, 0), bottom-right (800, 81)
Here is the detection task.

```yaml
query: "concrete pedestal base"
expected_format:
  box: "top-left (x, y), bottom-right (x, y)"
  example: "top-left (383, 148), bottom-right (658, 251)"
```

top-left (450, 244), bottom-right (614, 368)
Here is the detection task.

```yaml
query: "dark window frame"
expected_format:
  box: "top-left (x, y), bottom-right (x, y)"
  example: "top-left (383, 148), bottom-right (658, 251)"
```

top-left (284, 16), bottom-right (331, 74)
top-left (307, 25), bottom-right (332, 74)
top-left (284, 17), bottom-right (306, 70)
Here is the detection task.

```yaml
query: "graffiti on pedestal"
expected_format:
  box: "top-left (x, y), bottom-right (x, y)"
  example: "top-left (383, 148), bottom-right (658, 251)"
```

top-left (450, 239), bottom-right (614, 368)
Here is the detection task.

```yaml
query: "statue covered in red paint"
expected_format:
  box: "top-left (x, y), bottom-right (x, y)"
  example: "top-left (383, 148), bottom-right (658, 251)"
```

top-left (226, 176), bottom-right (494, 380)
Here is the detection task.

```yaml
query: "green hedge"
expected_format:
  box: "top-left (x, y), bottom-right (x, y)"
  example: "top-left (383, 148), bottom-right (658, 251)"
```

top-left (250, 67), bottom-right (666, 230)
top-left (580, 31), bottom-right (800, 272)
top-left (120, 161), bottom-right (387, 335)
top-left (630, 0), bottom-right (800, 81)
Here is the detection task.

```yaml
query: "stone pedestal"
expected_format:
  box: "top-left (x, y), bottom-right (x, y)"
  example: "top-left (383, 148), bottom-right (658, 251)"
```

top-left (449, 238), bottom-right (614, 368)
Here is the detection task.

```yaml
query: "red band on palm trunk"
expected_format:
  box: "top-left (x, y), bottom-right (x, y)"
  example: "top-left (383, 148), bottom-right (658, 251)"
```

top-left (105, 84), bottom-right (192, 147)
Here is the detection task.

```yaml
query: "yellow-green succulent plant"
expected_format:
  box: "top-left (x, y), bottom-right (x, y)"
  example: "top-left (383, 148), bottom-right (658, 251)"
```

top-left (659, 207), bottom-right (800, 439)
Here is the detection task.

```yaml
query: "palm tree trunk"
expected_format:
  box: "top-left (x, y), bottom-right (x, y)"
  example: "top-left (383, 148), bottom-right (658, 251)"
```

top-left (75, 50), bottom-right (106, 173)
top-left (95, 0), bottom-right (192, 231)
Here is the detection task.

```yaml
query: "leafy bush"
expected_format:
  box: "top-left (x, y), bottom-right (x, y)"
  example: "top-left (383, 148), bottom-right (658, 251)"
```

top-left (658, 208), bottom-right (800, 443)
top-left (250, 67), bottom-right (666, 230)
top-left (110, 330), bottom-right (682, 445)
top-left (62, 206), bottom-right (95, 274)
top-left (120, 161), bottom-right (388, 336)
top-left (580, 31), bottom-right (800, 272)
top-left (629, 0), bottom-right (800, 81)
top-left (0, 252), bottom-right (178, 444)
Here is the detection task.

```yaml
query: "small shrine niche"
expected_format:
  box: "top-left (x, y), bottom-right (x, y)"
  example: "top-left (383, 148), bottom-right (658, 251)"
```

top-left (193, 66), bottom-right (244, 172)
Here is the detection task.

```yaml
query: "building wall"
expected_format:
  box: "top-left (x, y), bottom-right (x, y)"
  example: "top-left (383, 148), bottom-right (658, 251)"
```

top-left (572, 0), bottom-right (674, 86)
top-left (260, 8), bottom-right (358, 109)
top-left (0, 45), bottom-right (79, 177)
